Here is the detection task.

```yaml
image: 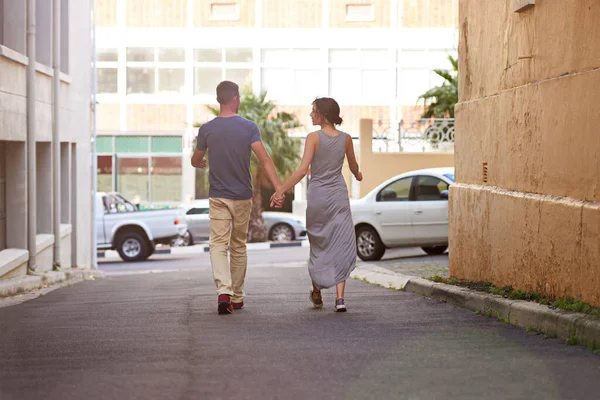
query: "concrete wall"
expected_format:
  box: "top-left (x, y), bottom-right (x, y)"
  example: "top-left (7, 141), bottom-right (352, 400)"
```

top-left (452, 0), bottom-right (600, 306)
top-left (0, 0), bottom-right (93, 277)
top-left (359, 119), bottom-right (454, 197)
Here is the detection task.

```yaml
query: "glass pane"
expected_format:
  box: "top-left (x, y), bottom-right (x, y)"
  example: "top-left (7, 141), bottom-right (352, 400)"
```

top-left (345, 4), bottom-right (374, 21)
top-left (361, 49), bottom-right (389, 67)
top-left (126, 47), bottom-right (154, 62)
top-left (294, 69), bottom-right (322, 101)
top-left (158, 48), bottom-right (185, 62)
top-left (225, 48), bottom-right (253, 63)
top-left (329, 49), bottom-right (359, 65)
top-left (261, 49), bottom-right (289, 64)
top-left (117, 157), bottom-right (149, 202)
top-left (195, 68), bottom-right (222, 95)
top-left (97, 155), bottom-right (113, 193)
top-left (115, 136), bottom-right (149, 153)
top-left (158, 68), bottom-right (185, 93)
top-left (261, 68), bottom-right (293, 100)
top-left (292, 49), bottom-right (321, 65)
top-left (398, 68), bottom-right (430, 105)
top-left (97, 48), bottom-right (118, 62)
top-left (362, 69), bottom-right (390, 101)
top-left (329, 69), bottom-right (360, 101)
top-left (151, 157), bottom-right (182, 202)
top-left (429, 50), bottom-right (454, 69)
top-left (210, 3), bottom-right (239, 20)
top-left (96, 136), bottom-right (113, 153)
top-left (379, 178), bottom-right (412, 202)
top-left (194, 49), bottom-right (222, 62)
top-left (415, 176), bottom-right (447, 201)
top-left (151, 136), bottom-right (183, 153)
top-left (225, 69), bottom-right (252, 90)
top-left (127, 67), bottom-right (155, 94)
top-left (398, 49), bottom-right (428, 68)
top-left (98, 68), bottom-right (118, 94)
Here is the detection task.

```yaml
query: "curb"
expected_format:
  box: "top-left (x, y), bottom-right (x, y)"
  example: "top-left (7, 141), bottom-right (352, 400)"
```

top-left (98, 240), bottom-right (309, 260)
top-left (0, 269), bottom-right (104, 298)
top-left (354, 266), bottom-right (600, 351)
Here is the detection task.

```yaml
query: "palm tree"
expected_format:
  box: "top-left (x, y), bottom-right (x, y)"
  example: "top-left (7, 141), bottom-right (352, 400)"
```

top-left (197, 88), bottom-right (302, 242)
top-left (418, 55), bottom-right (458, 118)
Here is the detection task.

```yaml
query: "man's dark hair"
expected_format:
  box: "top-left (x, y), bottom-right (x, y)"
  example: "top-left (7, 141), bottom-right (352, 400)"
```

top-left (216, 81), bottom-right (239, 104)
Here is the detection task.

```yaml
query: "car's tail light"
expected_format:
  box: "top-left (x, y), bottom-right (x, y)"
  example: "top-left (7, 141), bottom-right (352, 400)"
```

top-left (174, 219), bottom-right (180, 225)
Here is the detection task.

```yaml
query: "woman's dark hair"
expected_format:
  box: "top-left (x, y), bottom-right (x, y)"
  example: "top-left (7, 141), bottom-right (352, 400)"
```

top-left (313, 97), bottom-right (343, 125)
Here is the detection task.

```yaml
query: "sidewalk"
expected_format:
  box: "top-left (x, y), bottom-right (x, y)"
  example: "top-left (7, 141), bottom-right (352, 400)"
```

top-left (352, 262), bottom-right (600, 352)
top-left (97, 240), bottom-right (310, 261)
top-left (0, 269), bottom-right (104, 307)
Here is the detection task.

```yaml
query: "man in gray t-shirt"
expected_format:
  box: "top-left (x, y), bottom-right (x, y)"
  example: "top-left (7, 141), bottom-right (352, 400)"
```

top-left (191, 81), bottom-right (283, 315)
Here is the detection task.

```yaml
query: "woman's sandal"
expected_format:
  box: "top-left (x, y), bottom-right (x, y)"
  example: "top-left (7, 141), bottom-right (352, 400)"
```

top-left (309, 290), bottom-right (323, 309)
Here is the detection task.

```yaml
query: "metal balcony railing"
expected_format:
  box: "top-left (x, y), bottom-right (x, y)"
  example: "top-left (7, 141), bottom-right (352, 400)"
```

top-left (372, 118), bottom-right (455, 153)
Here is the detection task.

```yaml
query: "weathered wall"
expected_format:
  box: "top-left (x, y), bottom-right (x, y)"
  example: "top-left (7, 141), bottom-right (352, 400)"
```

top-left (453, 0), bottom-right (600, 306)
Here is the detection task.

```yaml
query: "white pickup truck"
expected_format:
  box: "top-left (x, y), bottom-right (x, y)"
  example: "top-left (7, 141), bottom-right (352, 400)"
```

top-left (95, 192), bottom-right (187, 262)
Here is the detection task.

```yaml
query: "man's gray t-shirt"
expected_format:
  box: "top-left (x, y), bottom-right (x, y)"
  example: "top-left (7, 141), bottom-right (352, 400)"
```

top-left (196, 116), bottom-right (261, 200)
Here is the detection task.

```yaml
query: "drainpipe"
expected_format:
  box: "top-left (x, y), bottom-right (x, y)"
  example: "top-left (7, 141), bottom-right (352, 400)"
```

top-left (26, 0), bottom-right (37, 271)
top-left (91, 0), bottom-right (98, 270)
top-left (52, 0), bottom-right (61, 267)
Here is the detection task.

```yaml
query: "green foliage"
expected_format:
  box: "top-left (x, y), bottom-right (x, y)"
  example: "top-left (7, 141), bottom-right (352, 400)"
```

top-left (418, 55), bottom-right (458, 118)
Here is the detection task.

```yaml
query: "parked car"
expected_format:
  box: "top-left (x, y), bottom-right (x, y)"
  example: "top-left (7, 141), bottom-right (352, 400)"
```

top-left (351, 167), bottom-right (454, 261)
top-left (96, 192), bottom-right (187, 262)
top-left (175, 199), bottom-right (307, 246)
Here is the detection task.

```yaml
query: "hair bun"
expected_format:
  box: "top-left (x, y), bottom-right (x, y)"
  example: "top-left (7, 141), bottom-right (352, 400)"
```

top-left (334, 116), bottom-right (343, 125)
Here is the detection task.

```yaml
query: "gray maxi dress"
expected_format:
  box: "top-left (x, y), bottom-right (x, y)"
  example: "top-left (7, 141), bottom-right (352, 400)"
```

top-left (306, 130), bottom-right (357, 289)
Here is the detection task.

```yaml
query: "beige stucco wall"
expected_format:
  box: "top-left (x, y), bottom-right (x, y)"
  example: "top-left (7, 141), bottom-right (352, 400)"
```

top-left (453, 0), bottom-right (600, 306)
top-left (358, 119), bottom-right (454, 197)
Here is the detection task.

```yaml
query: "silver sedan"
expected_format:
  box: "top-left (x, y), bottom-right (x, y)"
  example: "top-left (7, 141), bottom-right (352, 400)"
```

top-left (174, 200), bottom-right (307, 246)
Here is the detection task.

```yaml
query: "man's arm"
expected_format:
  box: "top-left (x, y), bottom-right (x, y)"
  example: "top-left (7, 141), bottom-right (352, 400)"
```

top-left (251, 141), bottom-right (281, 190)
top-left (191, 125), bottom-right (208, 168)
top-left (191, 148), bottom-right (207, 168)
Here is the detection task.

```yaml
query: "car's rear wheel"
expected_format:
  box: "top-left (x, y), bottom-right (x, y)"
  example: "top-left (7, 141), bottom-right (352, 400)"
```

top-left (269, 223), bottom-right (295, 242)
top-left (356, 225), bottom-right (385, 261)
top-left (116, 232), bottom-right (150, 262)
top-left (421, 245), bottom-right (448, 256)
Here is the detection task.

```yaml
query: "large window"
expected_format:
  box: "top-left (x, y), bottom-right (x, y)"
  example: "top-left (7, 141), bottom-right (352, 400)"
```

top-left (261, 48), bottom-right (323, 102)
top-left (194, 48), bottom-right (253, 95)
top-left (126, 47), bottom-right (186, 95)
top-left (397, 48), bottom-right (456, 106)
top-left (97, 136), bottom-right (183, 202)
top-left (97, 48), bottom-right (119, 94)
top-left (328, 49), bottom-right (391, 104)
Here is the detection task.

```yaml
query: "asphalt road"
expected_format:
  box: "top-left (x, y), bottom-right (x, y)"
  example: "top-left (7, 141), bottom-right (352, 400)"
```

top-left (1, 251), bottom-right (599, 399)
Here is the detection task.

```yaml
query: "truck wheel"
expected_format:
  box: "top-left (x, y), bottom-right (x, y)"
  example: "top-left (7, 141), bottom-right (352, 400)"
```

top-left (117, 232), bottom-right (150, 262)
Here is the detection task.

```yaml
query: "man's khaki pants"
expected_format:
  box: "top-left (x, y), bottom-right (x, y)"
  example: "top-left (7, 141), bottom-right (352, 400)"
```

top-left (209, 197), bottom-right (253, 303)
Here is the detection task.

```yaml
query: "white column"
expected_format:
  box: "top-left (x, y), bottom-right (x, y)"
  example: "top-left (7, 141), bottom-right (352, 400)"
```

top-left (26, 0), bottom-right (37, 270)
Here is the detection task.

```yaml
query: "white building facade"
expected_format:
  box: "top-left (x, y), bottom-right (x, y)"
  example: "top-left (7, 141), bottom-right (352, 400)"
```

top-left (0, 0), bottom-right (94, 278)
top-left (94, 0), bottom-right (458, 204)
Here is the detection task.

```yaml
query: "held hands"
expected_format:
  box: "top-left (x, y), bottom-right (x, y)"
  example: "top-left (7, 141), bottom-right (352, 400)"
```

top-left (269, 190), bottom-right (285, 208)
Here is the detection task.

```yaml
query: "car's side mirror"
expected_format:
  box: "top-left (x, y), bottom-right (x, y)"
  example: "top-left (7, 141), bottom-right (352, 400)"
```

top-left (440, 190), bottom-right (449, 200)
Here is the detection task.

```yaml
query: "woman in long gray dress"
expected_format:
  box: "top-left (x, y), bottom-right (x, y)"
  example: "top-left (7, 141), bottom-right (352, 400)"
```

top-left (271, 98), bottom-right (362, 312)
